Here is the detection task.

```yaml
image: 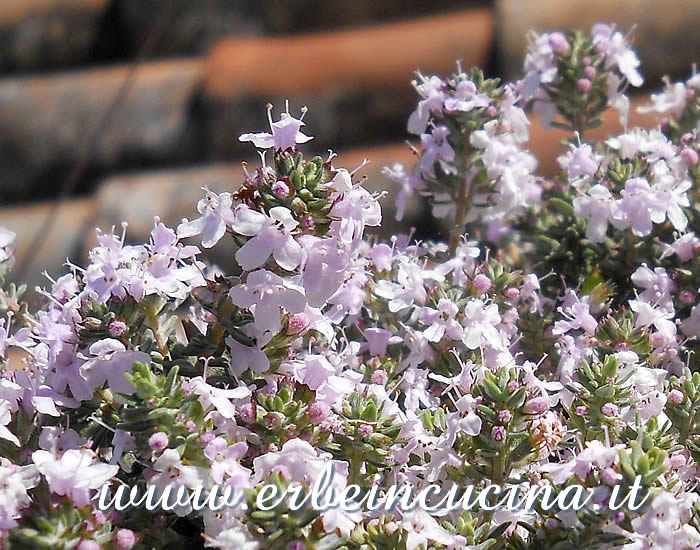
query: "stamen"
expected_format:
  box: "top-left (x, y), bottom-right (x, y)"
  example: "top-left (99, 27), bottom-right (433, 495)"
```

top-left (266, 103), bottom-right (274, 129)
top-left (350, 158), bottom-right (371, 176)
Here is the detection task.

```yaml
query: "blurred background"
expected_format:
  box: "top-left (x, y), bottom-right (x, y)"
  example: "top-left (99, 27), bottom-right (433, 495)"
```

top-left (0, 0), bottom-right (698, 291)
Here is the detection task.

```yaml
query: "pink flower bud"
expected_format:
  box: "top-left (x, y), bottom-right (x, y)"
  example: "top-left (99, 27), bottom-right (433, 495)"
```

top-left (549, 32), bottom-right (570, 54)
top-left (498, 410), bottom-right (513, 424)
top-left (681, 147), bottom-right (699, 166)
top-left (238, 403), bottom-right (256, 423)
top-left (108, 320), bottom-right (127, 337)
top-left (601, 403), bottom-right (618, 417)
top-left (308, 401), bottom-right (330, 423)
top-left (300, 215), bottom-right (315, 229)
top-left (287, 312), bottom-right (310, 336)
top-left (148, 432), bottom-right (168, 451)
top-left (670, 451), bottom-right (688, 469)
top-left (507, 381), bottom-right (518, 392)
top-left (185, 420), bottom-right (196, 432)
top-left (613, 511), bottom-right (625, 522)
top-left (523, 397), bottom-right (549, 414)
top-left (115, 529), bottom-right (137, 550)
top-left (504, 287), bottom-right (520, 301)
top-left (680, 290), bottom-right (696, 304)
top-left (577, 79), bottom-right (592, 92)
top-left (491, 426), bottom-right (506, 441)
top-left (583, 66), bottom-right (596, 79)
top-left (472, 274), bottom-right (492, 294)
top-left (287, 541), bottom-right (306, 550)
top-left (181, 381), bottom-right (194, 396)
top-left (615, 341), bottom-right (629, 351)
top-left (575, 406), bottom-right (588, 415)
top-left (272, 181), bottom-right (291, 197)
top-left (681, 133), bottom-right (694, 145)
top-left (77, 541), bottom-right (101, 550)
top-left (92, 510), bottom-right (107, 526)
top-left (371, 370), bottom-right (388, 385)
top-left (358, 424), bottom-right (373, 437)
top-left (668, 389), bottom-right (684, 404)
top-left (582, 56), bottom-right (592, 66)
top-left (486, 105), bottom-right (498, 117)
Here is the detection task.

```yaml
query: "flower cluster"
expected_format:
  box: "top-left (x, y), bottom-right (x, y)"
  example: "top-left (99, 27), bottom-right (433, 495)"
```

top-left (382, 68), bottom-right (540, 248)
top-left (0, 23), bottom-right (699, 550)
top-left (520, 24), bottom-right (643, 132)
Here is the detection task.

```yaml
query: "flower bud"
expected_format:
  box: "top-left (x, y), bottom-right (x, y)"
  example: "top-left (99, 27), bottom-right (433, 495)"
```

top-left (108, 320), bottom-right (127, 337)
top-left (472, 273), bottom-right (492, 294)
top-left (668, 389), bottom-right (684, 404)
top-left (491, 426), bottom-right (506, 441)
top-left (601, 403), bottom-right (618, 417)
top-left (300, 214), bottom-right (315, 229)
top-left (498, 410), bottom-right (513, 424)
top-left (371, 369), bottom-right (388, 385)
top-left (680, 290), bottom-right (696, 304)
top-left (681, 147), bottom-right (699, 166)
top-left (549, 32), bottom-right (570, 54)
top-left (287, 542), bottom-right (305, 550)
top-left (272, 180), bottom-right (291, 197)
top-left (358, 424), bottom-right (373, 437)
top-left (77, 541), bottom-right (101, 550)
top-left (523, 396), bottom-right (549, 414)
top-left (504, 287), bottom-right (520, 301)
top-left (577, 79), bottom-right (592, 92)
top-left (670, 451), bottom-right (688, 469)
top-left (308, 401), bottom-right (330, 423)
top-left (238, 403), bottom-right (256, 423)
top-left (575, 406), bottom-right (588, 415)
top-left (148, 432), bottom-right (169, 451)
top-left (115, 529), bottom-right (137, 550)
top-left (583, 66), bottom-right (596, 79)
top-left (92, 510), bottom-right (107, 526)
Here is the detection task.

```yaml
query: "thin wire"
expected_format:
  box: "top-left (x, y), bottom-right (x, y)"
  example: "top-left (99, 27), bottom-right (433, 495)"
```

top-left (15, 0), bottom-right (183, 281)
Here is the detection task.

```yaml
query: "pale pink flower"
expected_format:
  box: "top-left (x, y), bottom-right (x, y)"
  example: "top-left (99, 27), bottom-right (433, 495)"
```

top-left (239, 103), bottom-right (312, 151)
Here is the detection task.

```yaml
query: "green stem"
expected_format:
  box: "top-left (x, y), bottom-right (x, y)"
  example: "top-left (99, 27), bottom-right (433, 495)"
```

top-left (449, 172), bottom-right (473, 256)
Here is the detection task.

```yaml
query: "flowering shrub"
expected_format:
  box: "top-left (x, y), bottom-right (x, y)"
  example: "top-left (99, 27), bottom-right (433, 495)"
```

top-left (1, 23), bottom-right (700, 550)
